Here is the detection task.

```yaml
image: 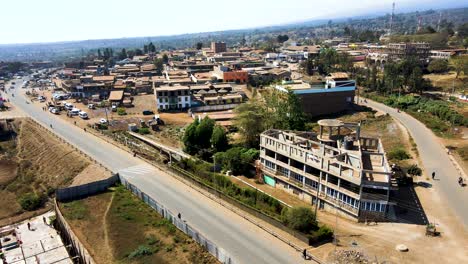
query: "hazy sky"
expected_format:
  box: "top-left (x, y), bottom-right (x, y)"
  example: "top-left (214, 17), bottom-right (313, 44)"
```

top-left (0, 0), bottom-right (465, 44)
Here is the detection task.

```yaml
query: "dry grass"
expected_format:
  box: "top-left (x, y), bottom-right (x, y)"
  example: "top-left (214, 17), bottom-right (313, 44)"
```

top-left (61, 186), bottom-right (218, 264)
top-left (424, 72), bottom-right (467, 92)
top-left (0, 119), bottom-right (90, 220)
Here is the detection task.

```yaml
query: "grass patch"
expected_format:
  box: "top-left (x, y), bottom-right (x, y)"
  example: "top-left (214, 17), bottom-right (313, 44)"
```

top-left (61, 200), bottom-right (89, 220)
top-left (108, 185), bottom-right (217, 264)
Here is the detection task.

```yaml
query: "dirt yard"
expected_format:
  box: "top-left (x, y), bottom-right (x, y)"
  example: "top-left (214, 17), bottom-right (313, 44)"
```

top-left (60, 186), bottom-right (218, 264)
top-left (424, 71), bottom-right (467, 92)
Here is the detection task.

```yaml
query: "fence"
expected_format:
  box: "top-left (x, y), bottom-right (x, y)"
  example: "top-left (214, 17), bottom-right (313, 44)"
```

top-left (54, 200), bottom-right (96, 264)
top-left (119, 175), bottom-right (235, 264)
top-left (56, 174), bottom-right (119, 202)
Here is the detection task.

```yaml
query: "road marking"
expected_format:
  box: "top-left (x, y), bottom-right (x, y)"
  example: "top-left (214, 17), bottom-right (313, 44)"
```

top-left (119, 164), bottom-right (158, 176)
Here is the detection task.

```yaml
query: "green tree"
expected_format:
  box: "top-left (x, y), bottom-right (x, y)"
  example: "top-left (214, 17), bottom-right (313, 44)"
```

top-left (162, 53), bottom-right (169, 64)
top-left (285, 90), bottom-right (306, 131)
top-left (450, 56), bottom-right (468, 79)
top-left (458, 23), bottom-right (468, 38)
top-left (211, 125), bottom-right (229, 152)
top-left (183, 119), bottom-right (199, 154)
top-left (317, 48), bottom-right (338, 75)
top-left (196, 42), bottom-right (203, 50)
top-left (97, 49), bottom-right (102, 59)
top-left (283, 207), bottom-right (316, 233)
top-left (234, 99), bottom-right (268, 147)
top-left (153, 58), bottom-right (164, 73)
top-left (428, 59), bottom-right (449, 73)
top-left (134, 48), bottom-right (144, 56)
top-left (214, 147), bottom-right (259, 175)
top-left (119, 48), bottom-right (127, 60)
top-left (277, 34), bottom-right (289, 43)
top-left (149, 42), bottom-right (156, 52)
top-left (408, 66), bottom-right (424, 94)
top-left (195, 117), bottom-right (215, 149)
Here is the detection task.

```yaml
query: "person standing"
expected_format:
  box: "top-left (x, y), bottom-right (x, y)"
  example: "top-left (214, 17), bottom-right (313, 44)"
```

top-left (27, 222), bottom-right (31, 230)
top-left (432, 172), bottom-right (435, 180)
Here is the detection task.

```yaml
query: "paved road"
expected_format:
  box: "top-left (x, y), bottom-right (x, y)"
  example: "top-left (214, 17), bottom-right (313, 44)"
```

top-left (4, 79), bottom-right (306, 264)
top-left (362, 99), bottom-right (468, 229)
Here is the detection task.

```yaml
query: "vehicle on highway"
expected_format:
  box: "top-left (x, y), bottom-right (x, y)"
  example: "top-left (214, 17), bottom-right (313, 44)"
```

top-left (99, 118), bottom-right (108, 124)
top-left (142, 110), bottom-right (154, 115)
top-left (78, 111), bottom-right (88, 119)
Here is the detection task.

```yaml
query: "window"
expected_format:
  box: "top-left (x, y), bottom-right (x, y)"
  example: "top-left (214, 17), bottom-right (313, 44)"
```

top-left (291, 171), bottom-right (303, 183)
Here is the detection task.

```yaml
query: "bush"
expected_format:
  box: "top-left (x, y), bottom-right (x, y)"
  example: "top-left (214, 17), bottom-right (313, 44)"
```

top-left (387, 148), bottom-right (411, 160)
top-left (407, 164), bottom-right (422, 176)
top-left (138, 127), bottom-right (150, 135)
top-left (283, 207), bottom-right (316, 233)
top-left (18, 193), bottom-right (44, 211)
top-left (428, 59), bottom-right (449, 73)
top-left (117, 107), bottom-right (127, 116)
top-left (128, 245), bottom-right (153, 259)
top-left (309, 225), bottom-right (334, 244)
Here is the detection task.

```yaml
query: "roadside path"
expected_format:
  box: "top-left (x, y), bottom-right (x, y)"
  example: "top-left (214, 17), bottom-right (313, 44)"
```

top-left (361, 99), bottom-right (468, 229)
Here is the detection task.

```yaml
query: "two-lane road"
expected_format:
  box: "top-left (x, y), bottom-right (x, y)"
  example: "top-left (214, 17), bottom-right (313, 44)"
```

top-left (4, 80), bottom-right (306, 264)
top-left (362, 99), bottom-right (468, 229)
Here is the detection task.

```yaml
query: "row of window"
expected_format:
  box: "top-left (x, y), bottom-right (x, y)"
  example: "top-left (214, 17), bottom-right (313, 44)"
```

top-left (361, 201), bottom-right (386, 212)
top-left (158, 96), bottom-right (190, 103)
top-left (158, 104), bottom-right (190, 110)
top-left (157, 91), bottom-right (190, 96)
top-left (264, 159), bottom-right (275, 170)
top-left (326, 187), bottom-right (359, 209)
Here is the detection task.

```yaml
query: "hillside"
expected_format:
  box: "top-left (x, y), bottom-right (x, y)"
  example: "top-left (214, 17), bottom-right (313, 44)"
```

top-left (0, 118), bottom-right (108, 224)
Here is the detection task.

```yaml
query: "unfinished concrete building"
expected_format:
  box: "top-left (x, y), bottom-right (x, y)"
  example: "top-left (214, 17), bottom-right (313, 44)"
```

top-left (387, 42), bottom-right (430, 63)
top-left (259, 119), bottom-right (396, 221)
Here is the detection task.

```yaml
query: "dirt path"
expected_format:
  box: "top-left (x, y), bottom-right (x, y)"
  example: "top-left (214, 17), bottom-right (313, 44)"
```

top-left (102, 191), bottom-right (115, 262)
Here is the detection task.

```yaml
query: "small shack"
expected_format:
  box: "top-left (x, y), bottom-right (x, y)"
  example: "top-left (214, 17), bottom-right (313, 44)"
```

top-left (109, 91), bottom-right (124, 105)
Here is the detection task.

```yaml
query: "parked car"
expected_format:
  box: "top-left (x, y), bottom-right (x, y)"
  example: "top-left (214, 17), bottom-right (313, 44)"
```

top-left (87, 103), bottom-right (95, 109)
top-left (111, 105), bottom-right (117, 112)
top-left (68, 108), bottom-right (80, 116)
top-left (38, 96), bottom-right (46, 102)
top-left (49, 107), bottom-right (59, 114)
top-left (64, 102), bottom-right (73, 111)
top-left (99, 118), bottom-right (108, 124)
top-left (78, 111), bottom-right (88, 119)
top-left (142, 110), bottom-right (154, 115)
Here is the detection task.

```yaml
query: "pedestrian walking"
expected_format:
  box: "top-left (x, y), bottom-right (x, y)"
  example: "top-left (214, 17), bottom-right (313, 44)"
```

top-left (43, 216), bottom-right (47, 225)
top-left (133, 152), bottom-right (136, 157)
top-left (74, 121), bottom-right (77, 125)
top-left (302, 249), bottom-right (307, 259)
top-left (177, 213), bottom-right (181, 219)
top-left (27, 222), bottom-right (31, 230)
top-left (83, 128), bottom-right (87, 132)
top-left (432, 172), bottom-right (435, 180)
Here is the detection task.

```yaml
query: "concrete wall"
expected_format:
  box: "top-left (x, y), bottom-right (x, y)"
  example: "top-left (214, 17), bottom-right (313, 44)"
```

top-left (56, 174), bottom-right (119, 202)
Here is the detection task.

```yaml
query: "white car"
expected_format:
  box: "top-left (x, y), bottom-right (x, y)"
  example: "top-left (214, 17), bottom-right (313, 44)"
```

top-left (38, 96), bottom-right (46, 102)
top-left (99, 118), bottom-right (108, 124)
top-left (87, 103), bottom-right (95, 109)
top-left (69, 108), bottom-right (80, 116)
top-left (78, 111), bottom-right (88, 119)
top-left (49, 107), bottom-right (59, 114)
top-left (64, 102), bottom-right (73, 110)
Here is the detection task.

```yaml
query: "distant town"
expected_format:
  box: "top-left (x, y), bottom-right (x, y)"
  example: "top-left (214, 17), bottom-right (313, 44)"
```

top-left (0, 3), bottom-right (467, 264)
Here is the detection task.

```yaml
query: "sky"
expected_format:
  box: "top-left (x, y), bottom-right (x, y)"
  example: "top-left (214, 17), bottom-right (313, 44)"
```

top-left (0, 0), bottom-right (466, 44)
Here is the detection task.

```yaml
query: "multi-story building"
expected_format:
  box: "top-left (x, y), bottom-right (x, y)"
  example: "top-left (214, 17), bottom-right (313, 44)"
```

top-left (259, 119), bottom-right (396, 221)
top-left (154, 85), bottom-right (191, 111)
top-left (211, 42), bottom-right (227, 53)
top-left (273, 73), bottom-right (355, 117)
top-left (387, 42), bottom-right (430, 63)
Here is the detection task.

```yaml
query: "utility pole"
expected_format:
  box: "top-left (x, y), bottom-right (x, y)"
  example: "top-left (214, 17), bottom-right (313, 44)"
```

top-left (389, 2), bottom-right (395, 35)
top-left (437, 12), bottom-right (442, 32)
